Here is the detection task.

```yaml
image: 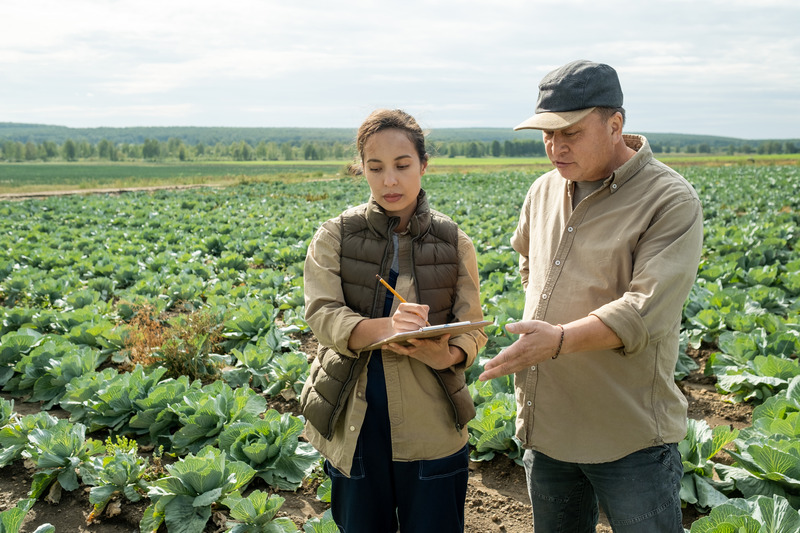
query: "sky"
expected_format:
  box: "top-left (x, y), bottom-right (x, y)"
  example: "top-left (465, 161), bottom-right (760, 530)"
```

top-left (2, 0), bottom-right (799, 140)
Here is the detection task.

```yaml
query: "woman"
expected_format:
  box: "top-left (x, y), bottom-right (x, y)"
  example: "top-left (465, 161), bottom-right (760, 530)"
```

top-left (300, 109), bottom-right (486, 532)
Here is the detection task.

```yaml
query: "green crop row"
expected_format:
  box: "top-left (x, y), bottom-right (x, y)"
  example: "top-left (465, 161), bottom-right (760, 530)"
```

top-left (1, 164), bottom-right (799, 531)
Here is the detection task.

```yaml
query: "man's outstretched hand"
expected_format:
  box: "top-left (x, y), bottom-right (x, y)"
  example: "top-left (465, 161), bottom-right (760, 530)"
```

top-left (478, 320), bottom-right (563, 381)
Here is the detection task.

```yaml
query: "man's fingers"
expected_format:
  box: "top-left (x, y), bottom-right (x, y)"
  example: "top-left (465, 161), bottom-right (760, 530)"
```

top-left (479, 360), bottom-right (515, 381)
top-left (504, 321), bottom-right (522, 334)
top-left (482, 350), bottom-right (505, 370)
top-left (505, 320), bottom-right (538, 335)
top-left (479, 350), bottom-right (515, 381)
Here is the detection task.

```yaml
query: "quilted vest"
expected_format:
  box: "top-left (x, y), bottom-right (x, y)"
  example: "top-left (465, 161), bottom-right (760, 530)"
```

top-left (300, 190), bottom-right (475, 439)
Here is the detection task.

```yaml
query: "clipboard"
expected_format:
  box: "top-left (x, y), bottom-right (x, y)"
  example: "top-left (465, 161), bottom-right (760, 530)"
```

top-left (363, 320), bottom-right (491, 351)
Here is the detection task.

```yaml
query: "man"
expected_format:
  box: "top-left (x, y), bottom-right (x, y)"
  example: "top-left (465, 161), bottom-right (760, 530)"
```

top-left (479, 60), bottom-right (703, 532)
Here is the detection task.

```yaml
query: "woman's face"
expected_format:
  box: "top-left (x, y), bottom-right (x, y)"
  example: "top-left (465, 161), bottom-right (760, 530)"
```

top-left (363, 128), bottom-right (427, 231)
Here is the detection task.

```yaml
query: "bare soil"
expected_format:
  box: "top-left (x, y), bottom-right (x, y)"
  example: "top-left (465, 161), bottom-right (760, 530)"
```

top-left (0, 344), bottom-right (753, 533)
top-left (0, 184), bottom-right (220, 202)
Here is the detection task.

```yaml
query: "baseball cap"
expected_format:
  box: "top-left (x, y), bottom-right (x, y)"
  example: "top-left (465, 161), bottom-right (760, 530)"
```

top-left (514, 60), bottom-right (623, 131)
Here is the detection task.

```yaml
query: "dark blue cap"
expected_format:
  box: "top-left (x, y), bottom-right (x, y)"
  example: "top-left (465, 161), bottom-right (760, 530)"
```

top-left (515, 60), bottom-right (623, 131)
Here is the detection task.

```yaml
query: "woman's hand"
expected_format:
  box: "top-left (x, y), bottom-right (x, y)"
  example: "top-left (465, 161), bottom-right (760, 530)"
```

top-left (387, 334), bottom-right (464, 370)
top-left (388, 303), bottom-right (465, 369)
top-left (391, 302), bottom-right (429, 332)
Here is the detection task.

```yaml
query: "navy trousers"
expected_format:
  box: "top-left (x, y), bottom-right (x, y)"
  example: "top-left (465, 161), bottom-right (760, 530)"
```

top-left (325, 351), bottom-right (469, 533)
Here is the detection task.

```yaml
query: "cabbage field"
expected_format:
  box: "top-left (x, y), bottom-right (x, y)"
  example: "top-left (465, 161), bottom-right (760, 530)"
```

top-left (1, 164), bottom-right (800, 532)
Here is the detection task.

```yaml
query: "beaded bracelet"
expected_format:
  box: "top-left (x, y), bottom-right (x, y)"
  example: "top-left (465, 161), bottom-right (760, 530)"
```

top-left (552, 324), bottom-right (565, 359)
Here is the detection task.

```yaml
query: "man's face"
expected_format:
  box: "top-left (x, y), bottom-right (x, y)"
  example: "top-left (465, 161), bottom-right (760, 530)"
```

top-left (542, 110), bottom-right (621, 182)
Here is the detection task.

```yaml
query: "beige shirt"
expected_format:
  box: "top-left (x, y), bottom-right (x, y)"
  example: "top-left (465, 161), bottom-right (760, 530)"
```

top-left (510, 135), bottom-right (703, 463)
top-left (303, 215), bottom-right (487, 475)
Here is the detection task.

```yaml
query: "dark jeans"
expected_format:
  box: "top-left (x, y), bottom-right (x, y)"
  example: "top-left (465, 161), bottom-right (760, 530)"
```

top-left (523, 444), bottom-right (683, 533)
top-left (325, 444), bottom-right (469, 533)
top-left (325, 348), bottom-right (469, 533)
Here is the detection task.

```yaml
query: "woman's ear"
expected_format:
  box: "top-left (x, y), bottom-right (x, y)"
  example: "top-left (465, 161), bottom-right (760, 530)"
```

top-left (421, 156), bottom-right (429, 175)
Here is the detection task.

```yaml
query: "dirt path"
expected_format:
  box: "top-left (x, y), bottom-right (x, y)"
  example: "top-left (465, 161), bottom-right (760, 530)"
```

top-left (0, 183), bottom-right (221, 201)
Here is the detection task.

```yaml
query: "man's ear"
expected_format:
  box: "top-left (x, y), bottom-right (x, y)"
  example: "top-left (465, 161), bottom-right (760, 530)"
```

top-left (609, 112), bottom-right (624, 143)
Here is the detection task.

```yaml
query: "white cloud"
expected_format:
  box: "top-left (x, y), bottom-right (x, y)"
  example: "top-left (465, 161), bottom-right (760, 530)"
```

top-left (1, 0), bottom-right (798, 137)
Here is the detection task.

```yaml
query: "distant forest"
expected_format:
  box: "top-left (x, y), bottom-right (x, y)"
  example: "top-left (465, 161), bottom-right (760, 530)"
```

top-left (1, 123), bottom-right (798, 162)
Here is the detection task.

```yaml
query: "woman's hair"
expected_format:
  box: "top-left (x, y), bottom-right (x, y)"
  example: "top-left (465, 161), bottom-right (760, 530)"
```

top-left (349, 109), bottom-right (428, 176)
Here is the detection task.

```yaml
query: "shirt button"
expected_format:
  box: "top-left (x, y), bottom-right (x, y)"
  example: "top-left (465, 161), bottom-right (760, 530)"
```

top-left (567, 226), bottom-right (574, 232)
top-left (541, 293), bottom-right (548, 300)
top-left (357, 392), bottom-right (363, 398)
top-left (554, 260), bottom-right (561, 266)
top-left (530, 365), bottom-right (536, 371)
top-left (349, 426), bottom-right (356, 432)
top-left (526, 401), bottom-right (532, 406)
top-left (611, 183), bottom-right (618, 190)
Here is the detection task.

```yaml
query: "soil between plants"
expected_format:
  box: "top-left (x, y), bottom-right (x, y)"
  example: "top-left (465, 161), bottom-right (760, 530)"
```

top-left (1, 347), bottom-right (752, 533)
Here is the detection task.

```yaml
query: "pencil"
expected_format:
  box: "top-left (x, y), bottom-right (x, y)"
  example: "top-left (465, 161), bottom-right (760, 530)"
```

top-left (376, 274), bottom-right (431, 326)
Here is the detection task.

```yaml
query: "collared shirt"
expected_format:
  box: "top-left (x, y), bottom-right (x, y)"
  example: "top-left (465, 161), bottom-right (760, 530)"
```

top-left (510, 135), bottom-right (703, 463)
top-left (303, 215), bottom-right (486, 475)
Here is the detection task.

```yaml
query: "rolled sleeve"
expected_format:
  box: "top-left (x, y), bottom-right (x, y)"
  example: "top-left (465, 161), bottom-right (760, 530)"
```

top-left (590, 300), bottom-right (648, 356)
top-left (591, 194), bottom-right (703, 357)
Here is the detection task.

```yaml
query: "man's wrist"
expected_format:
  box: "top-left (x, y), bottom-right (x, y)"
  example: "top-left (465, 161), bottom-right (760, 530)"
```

top-left (551, 324), bottom-right (565, 359)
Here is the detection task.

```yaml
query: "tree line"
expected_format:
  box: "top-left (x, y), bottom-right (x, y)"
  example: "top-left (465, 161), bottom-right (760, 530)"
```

top-left (1, 136), bottom-right (797, 163)
top-left (0, 137), bottom-right (548, 162)
top-left (649, 140), bottom-right (798, 156)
